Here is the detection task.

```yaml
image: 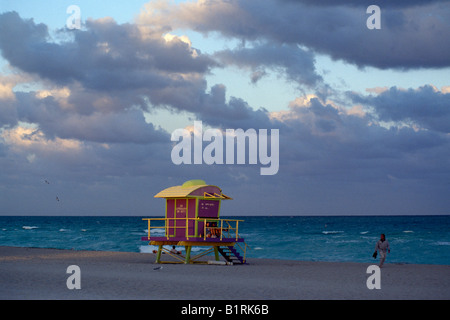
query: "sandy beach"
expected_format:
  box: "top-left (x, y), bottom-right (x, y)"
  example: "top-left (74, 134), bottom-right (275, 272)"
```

top-left (1, 246), bottom-right (449, 300)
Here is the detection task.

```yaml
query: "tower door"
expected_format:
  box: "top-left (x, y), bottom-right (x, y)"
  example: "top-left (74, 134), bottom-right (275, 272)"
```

top-left (175, 199), bottom-right (187, 237)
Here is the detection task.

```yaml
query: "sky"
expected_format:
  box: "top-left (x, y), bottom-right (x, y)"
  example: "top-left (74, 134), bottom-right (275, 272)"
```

top-left (0, 0), bottom-right (449, 216)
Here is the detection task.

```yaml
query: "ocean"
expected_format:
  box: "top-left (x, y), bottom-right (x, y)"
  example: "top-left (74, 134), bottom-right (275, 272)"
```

top-left (1, 215), bottom-right (449, 265)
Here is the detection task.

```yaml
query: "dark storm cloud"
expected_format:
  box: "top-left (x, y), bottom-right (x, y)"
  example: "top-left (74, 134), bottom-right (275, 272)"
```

top-left (1, 6), bottom-right (449, 215)
top-left (142, 0), bottom-right (450, 69)
top-left (14, 92), bottom-right (169, 144)
top-left (0, 96), bottom-right (16, 127)
top-left (0, 11), bottom-right (216, 88)
top-left (276, 95), bottom-right (450, 186)
top-left (0, 11), bottom-right (277, 132)
top-left (196, 84), bottom-right (279, 130)
top-left (349, 86), bottom-right (450, 133)
top-left (281, 0), bottom-right (449, 8)
top-left (215, 42), bottom-right (322, 87)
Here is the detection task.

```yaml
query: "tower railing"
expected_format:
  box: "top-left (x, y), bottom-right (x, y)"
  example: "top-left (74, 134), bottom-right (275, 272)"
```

top-left (142, 217), bottom-right (244, 241)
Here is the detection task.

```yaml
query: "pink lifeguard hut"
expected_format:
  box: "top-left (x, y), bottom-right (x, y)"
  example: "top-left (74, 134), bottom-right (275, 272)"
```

top-left (142, 179), bottom-right (248, 264)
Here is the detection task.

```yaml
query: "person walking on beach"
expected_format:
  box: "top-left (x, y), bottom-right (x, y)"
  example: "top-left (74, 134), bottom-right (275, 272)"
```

top-left (374, 234), bottom-right (390, 268)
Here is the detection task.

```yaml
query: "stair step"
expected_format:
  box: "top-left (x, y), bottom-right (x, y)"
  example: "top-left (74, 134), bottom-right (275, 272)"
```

top-left (217, 246), bottom-right (246, 264)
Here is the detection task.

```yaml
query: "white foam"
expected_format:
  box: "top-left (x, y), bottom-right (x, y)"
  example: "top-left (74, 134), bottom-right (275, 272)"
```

top-left (22, 226), bottom-right (38, 230)
top-left (322, 231), bottom-right (344, 235)
top-left (190, 246), bottom-right (206, 252)
top-left (139, 245), bottom-right (157, 253)
top-left (144, 228), bottom-right (166, 235)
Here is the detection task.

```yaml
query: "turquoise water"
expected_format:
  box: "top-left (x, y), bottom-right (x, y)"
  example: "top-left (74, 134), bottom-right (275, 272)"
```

top-left (1, 215), bottom-right (449, 265)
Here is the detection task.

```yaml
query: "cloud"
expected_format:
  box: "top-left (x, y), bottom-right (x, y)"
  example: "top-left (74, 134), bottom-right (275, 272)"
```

top-left (0, 11), bottom-right (279, 133)
top-left (349, 85), bottom-right (450, 133)
top-left (0, 7), bottom-right (449, 215)
top-left (0, 11), bottom-right (216, 94)
top-left (271, 91), bottom-right (450, 188)
top-left (281, 0), bottom-right (449, 8)
top-left (138, 0), bottom-right (450, 69)
top-left (214, 42), bottom-right (322, 87)
top-left (1, 125), bottom-right (82, 153)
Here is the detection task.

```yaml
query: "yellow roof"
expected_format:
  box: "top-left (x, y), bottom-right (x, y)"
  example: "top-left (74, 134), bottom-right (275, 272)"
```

top-left (154, 180), bottom-right (232, 199)
top-left (154, 184), bottom-right (209, 198)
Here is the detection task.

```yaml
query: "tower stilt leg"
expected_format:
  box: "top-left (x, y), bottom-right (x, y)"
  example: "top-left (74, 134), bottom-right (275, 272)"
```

top-left (214, 246), bottom-right (220, 261)
top-left (185, 246), bottom-right (192, 264)
top-left (156, 245), bottom-right (162, 264)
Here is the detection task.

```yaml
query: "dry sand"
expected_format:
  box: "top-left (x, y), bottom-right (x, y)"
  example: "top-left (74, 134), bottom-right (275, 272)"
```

top-left (1, 246), bottom-right (449, 300)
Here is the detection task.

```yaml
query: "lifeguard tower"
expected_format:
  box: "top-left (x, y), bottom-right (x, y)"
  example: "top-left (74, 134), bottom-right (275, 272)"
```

top-left (142, 179), bottom-right (248, 264)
